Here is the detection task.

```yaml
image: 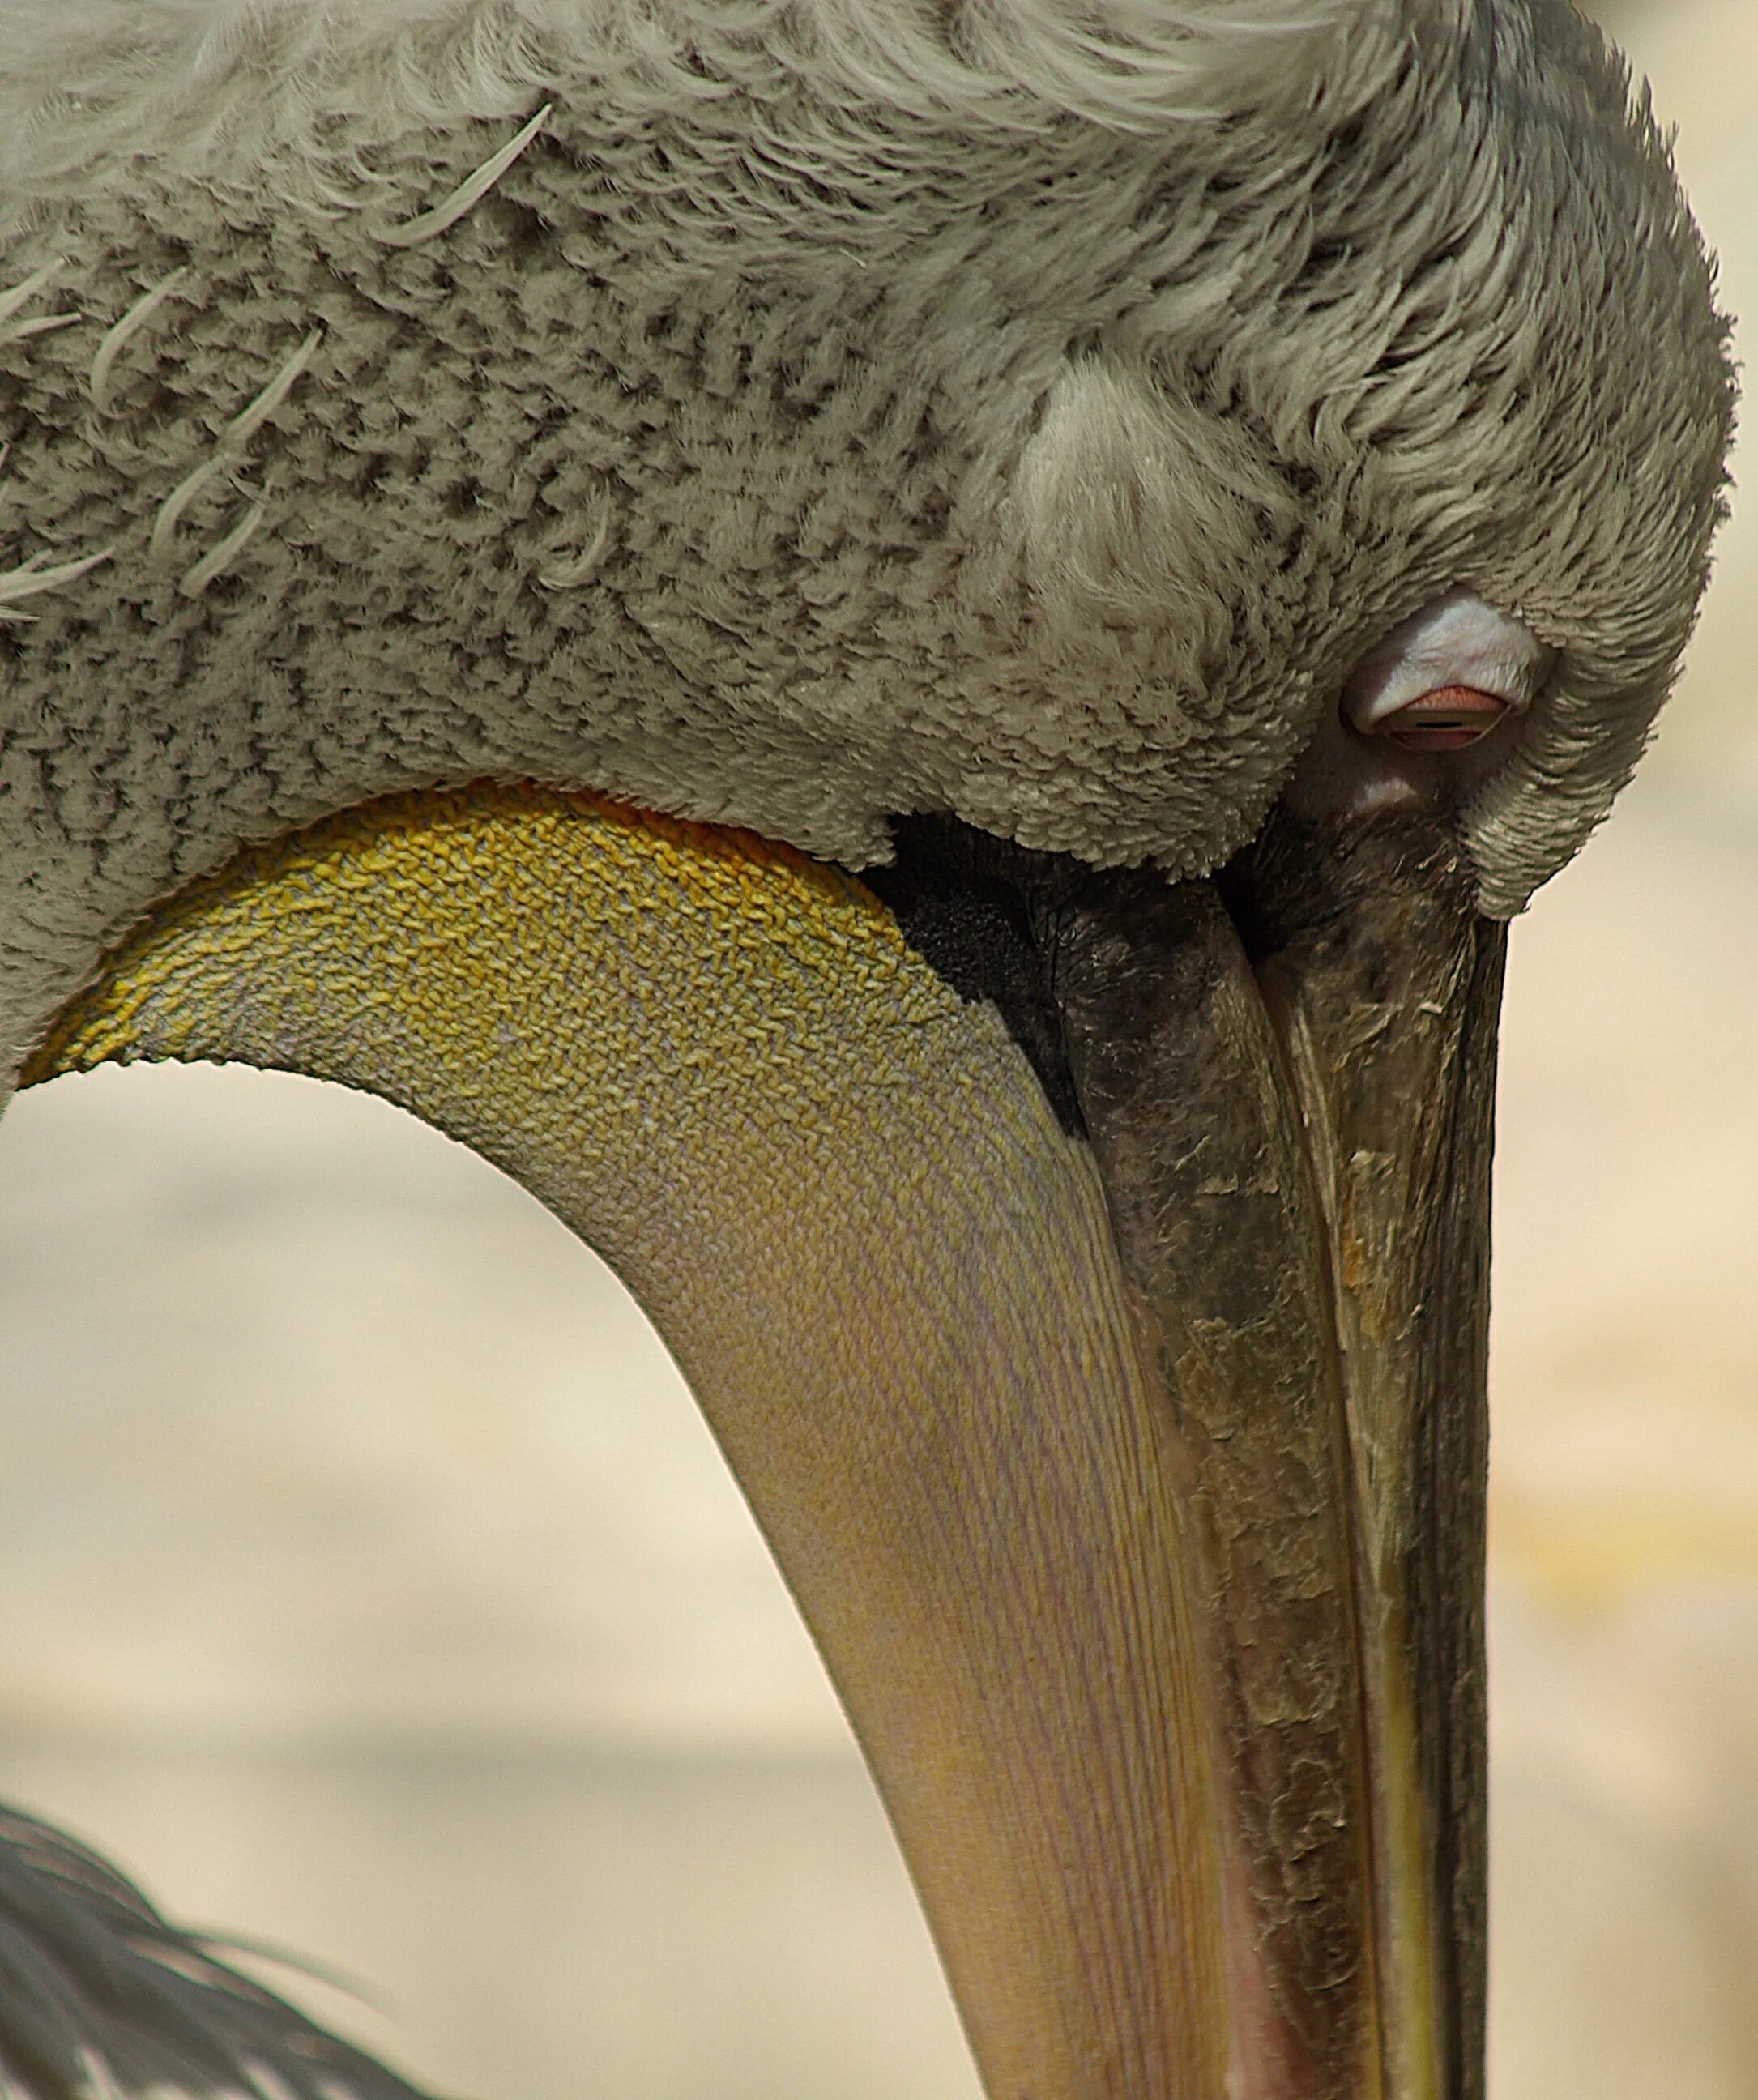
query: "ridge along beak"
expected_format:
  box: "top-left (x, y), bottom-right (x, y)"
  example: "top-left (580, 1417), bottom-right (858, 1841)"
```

top-left (24, 783), bottom-right (1503, 2100)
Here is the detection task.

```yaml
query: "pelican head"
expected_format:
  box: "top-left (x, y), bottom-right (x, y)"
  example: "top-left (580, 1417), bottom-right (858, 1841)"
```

top-left (0, 2), bottom-right (1735, 2097)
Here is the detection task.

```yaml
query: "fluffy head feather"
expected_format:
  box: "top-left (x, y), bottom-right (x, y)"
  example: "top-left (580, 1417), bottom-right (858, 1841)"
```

top-left (0, 0), bottom-right (1736, 1062)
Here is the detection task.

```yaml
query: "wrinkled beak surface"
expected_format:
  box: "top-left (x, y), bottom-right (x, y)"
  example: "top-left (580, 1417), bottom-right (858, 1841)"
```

top-left (25, 787), bottom-right (1504, 2100)
top-left (1048, 810), bottom-right (1504, 2100)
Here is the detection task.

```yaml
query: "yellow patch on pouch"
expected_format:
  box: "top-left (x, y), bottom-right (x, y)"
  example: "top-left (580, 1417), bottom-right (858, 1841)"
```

top-left (21, 783), bottom-right (1076, 1398)
top-left (28, 782), bottom-right (939, 1099)
top-left (25, 780), bottom-right (979, 1288)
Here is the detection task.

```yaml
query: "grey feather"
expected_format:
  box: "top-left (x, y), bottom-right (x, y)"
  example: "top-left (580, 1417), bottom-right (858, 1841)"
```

top-left (0, 1810), bottom-right (441, 2100)
top-left (0, 0), bottom-right (1735, 1068)
top-left (0, 0), bottom-right (1737, 1069)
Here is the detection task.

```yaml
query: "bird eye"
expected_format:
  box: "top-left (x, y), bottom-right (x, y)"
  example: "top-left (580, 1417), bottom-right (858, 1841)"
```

top-left (1339, 591), bottom-right (1547, 761)
top-left (1356, 685), bottom-right (1512, 753)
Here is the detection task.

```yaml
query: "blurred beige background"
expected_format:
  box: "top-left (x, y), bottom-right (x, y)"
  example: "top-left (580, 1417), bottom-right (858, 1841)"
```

top-left (2, 6), bottom-right (1755, 2096)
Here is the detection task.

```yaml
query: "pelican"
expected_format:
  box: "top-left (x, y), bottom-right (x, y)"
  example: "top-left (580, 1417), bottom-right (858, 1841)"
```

top-left (0, 0), bottom-right (1735, 2095)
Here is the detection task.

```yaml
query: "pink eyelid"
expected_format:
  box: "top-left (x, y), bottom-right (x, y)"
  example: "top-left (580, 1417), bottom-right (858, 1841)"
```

top-left (1355, 685), bottom-right (1513, 754)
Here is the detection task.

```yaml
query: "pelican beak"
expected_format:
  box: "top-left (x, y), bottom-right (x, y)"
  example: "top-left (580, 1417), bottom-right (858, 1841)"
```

top-left (1052, 808), bottom-right (1503, 2100)
top-left (863, 800), bottom-right (1503, 2100)
top-left (24, 783), bottom-right (1503, 2100)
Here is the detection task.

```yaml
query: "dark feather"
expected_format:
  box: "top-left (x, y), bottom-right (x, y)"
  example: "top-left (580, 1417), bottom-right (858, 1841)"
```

top-left (0, 1808), bottom-right (444, 2099)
